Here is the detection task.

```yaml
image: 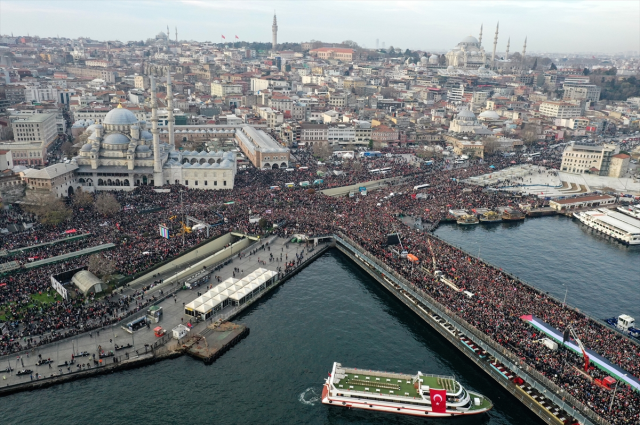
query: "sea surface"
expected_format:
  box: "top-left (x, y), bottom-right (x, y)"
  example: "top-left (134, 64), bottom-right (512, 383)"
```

top-left (0, 252), bottom-right (540, 425)
top-left (434, 215), bottom-right (640, 320)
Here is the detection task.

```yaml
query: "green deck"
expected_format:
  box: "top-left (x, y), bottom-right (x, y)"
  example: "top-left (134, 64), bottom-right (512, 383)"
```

top-left (338, 372), bottom-right (459, 399)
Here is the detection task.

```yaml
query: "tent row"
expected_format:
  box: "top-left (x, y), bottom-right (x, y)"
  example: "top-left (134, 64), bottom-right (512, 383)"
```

top-left (184, 268), bottom-right (278, 320)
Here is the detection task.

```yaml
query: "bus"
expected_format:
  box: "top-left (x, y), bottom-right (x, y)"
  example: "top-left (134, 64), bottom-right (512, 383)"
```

top-left (369, 169), bottom-right (381, 174)
top-left (360, 151), bottom-right (382, 158)
top-left (413, 184), bottom-right (431, 190)
top-left (379, 167), bottom-right (392, 175)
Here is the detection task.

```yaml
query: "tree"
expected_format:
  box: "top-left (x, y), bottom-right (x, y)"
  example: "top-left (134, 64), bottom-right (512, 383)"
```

top-left (531, 58), bottom-right (538, 70)
top-left (583, 68), bottom-right (590, 76)
top-left (95, 193), bottom-right (121, 216)
top-left (22, 191), bottom-right (72, 225)
top-left (368, 139), bottom-right (374, 149)
top-left (482, 137), bottom-right (501, 155)
top-left (61, 141), bottom-right (73, 157)
top-left (312, 142), bottom-right (332, 160)
top-left (258, 217), bottom-right (269, 229)
top-left (388, 46), bottom-right (395, 54)
top-left (404, 49), bottom-right (411, 56)
top-left (521, 123), bottom-right (540, 147)
top-left (604, 67), bottom-right (617, 75)
top-left (550, 62), bottom-right (557, 70)
top-left (342, 40), bottom-right (359, 48)
top-left (72, 190), bottom-right (93, 207)
top-left (88, 253), bottom-right (116, 280)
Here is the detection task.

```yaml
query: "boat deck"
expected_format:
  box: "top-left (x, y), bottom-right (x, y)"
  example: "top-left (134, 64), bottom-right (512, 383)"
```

top-left (336, 371), bottom-right (458, 398)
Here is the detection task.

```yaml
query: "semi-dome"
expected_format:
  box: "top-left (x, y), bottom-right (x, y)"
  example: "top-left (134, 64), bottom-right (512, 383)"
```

top-left (104, 107), bottom-right (138, 125)
top-left (103, 133), bottom-right (130, 145)
top-left (457, 109), bottom-right (476, 119)
top-left (478, 110), bottom-right (500, 120)
top-left (135, 145), bottom-right (151, 152)
top-left (141, 130), bottom-right (153, 140)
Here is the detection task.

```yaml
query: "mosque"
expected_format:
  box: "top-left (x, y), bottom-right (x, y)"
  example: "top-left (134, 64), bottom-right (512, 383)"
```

top-left (73, 73), bottom-right (236, 191)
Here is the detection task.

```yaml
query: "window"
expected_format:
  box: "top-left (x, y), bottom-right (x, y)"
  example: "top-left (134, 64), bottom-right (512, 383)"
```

top-left (214, 181), bottom-right (217, 186)
top-left (185, 180), bottom-right (189, 185)
top-left (195, 181), bottom-right (198, 186)
top-left (223, 181), bottom-right (227, 186)
top-left (204, 181), bottom-right (208, 186)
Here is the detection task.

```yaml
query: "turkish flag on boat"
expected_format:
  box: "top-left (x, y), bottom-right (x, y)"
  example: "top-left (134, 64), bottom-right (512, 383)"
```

top-left (430, 388), bottom-right (447, 413)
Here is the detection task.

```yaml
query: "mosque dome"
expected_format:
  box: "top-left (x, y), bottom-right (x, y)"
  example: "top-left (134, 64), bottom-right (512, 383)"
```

top-left (104, 106), bottom-right (138, 125)
top-left (80, 143), bottom-right (93, 152)
top-left (429, 54), bottom-right (439, 64)
top-left (135, 145), bottom-right (151, 152)
top-left (420, 56), bottom-right (428, 64)
top-left (457, 109), bottom-right (476, 119)
top-left (447, 65), bottom-right (455, 72)
top-left (141, 130), bottom-right (153, 140)
top-left (478, 110), bottom-right (500, 120)
top-left (103, 133), bottom-right (130, 145)
top-left (461, 36), bottom-right (479, 44)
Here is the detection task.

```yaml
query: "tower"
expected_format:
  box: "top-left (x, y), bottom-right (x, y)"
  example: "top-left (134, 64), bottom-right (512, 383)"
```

top-left (150, 75), bottom-right (163, 186)
top-left (505, 37), bottom-right (510, 60)
top-left (491, 22), bottom-right (499, 67)
top-left (272, 13), bottom-right (278, 54)
top-left (521, 37), bottom-right (527, 66)
top-left (478, 24), bottom-right (483, 46)
top-left (167, 71), bottom-right (175, 150)
top-left (175, 26), bottom-right (178, 44)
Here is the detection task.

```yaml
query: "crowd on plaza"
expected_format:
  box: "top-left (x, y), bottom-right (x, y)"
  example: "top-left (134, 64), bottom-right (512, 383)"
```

top-left (0, 147), bottom-right (637, 423)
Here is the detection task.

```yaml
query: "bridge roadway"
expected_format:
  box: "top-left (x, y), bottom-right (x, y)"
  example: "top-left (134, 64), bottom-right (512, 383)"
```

top-left (0, 235), bottom-right (313, 390)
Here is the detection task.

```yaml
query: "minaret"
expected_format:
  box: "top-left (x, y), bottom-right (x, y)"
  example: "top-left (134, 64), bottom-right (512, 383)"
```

top-left (505, 37), bottom-right (510, 60)
top-left (272, 13), bottom-right (278, 55)
top-left (166, 71), bottom-right (175, 150)
top-left (491, 22), bottom-right (499, 67)
top-left (167, 25), bottom-right (170, 41)
top-left (150, 75), bottom-right (163, 186)
top-left (175, 27), bottom-right (178, 44)
top-left (521, 37), bottom-right (527, 67)
top-left (478, 24), bottom-right (483, 46)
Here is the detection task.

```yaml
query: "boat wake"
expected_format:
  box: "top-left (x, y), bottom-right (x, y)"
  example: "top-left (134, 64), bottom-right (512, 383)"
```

top-left (299, 387), bottom-right (319, 406)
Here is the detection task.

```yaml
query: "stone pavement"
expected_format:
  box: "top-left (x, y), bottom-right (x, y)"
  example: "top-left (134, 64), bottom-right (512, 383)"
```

top-left (0, 235), bottom-right (309, 388)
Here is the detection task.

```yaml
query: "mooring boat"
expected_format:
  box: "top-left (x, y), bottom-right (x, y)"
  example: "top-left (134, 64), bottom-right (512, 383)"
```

top-left (479, 211), bottom-right (502, 223)
top-left (456, 214), bottom-right (480, 225)
top-left (604, 314), bottom-right (640, 340)
top-left (501, 208), bottom-right (525, 221)
top-left (322, 362), bottom-right (492, 417)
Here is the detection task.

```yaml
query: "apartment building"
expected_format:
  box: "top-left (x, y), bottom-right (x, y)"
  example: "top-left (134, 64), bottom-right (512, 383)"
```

top-left (539, 101), bottom-right (582, 119)
top-left (560, 142), bottom-right (617, 176)
top-left (211, 82), bottom-right (243, 97)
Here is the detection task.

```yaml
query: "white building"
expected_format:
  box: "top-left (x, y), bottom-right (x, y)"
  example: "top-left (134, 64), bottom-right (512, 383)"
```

top-left (539, 101), bottom-right (582, 119)
top-left (560, 142), bottom-right (617, 175)
top-left (211, 82), bottom-right (243, 97)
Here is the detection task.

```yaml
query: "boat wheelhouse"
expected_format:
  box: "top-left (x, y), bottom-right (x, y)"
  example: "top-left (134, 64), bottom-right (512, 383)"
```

top-left (322, 362), bottom-right (492, 417)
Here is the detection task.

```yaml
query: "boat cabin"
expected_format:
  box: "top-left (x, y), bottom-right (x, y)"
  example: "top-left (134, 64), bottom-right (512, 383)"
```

top-left (617, 315), bottom-right (635, 332)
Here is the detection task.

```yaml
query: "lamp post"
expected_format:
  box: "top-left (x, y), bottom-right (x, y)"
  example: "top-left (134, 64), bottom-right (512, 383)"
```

top-left (562, 283), bottom-right (568, 307)
top-left (609, 380), bottom-right (619, 412)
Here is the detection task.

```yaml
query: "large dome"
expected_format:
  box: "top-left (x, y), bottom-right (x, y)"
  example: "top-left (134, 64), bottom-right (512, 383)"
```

top-left (457, 108), bottom-right (476, 119)
top-left (461, 36), bottom-right (479, 44)
top-left (479, 110), bottom-right (500, 120)
top-left (103, 133), bottom-right (130, 145)
top-left (104, 107), bottom-right (138, 125)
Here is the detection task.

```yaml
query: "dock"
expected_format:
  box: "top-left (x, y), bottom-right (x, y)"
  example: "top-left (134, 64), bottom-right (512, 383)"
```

top-left (182, 322), bottom-right (249, 364)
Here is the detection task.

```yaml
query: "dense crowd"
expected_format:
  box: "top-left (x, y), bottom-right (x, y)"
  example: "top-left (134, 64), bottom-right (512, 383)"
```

top-left (0, 146), bottom-right (637, 423)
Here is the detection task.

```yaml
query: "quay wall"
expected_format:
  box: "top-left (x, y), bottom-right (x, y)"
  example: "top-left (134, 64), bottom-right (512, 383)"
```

top-left (334, 234), bottom-right (609, 425)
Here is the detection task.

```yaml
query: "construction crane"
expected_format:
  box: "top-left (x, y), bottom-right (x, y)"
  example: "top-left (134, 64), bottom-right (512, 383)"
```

top-left (567, 325), bottom-right (590, 372)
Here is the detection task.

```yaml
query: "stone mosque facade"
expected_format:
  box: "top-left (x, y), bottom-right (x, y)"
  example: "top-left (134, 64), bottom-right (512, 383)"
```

top-left (445, 36), bottom-right (488, 69)
top-left (72, 75), bottom-right (236, 192)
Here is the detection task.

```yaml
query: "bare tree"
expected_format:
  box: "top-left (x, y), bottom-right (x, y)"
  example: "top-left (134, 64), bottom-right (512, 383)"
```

top-left (72, 190), bottom-right (94, 207)
top-left (482, 137), bottom-right (501, 155)
top-left (61, 141), bottom-right (73, 157)
top-left (95, 193), bottom-right (121, 216)
top-left (22, 191), bottom-right (72, 225)
top-left (87, 253), bottom-right (116, 280)
top-left (312, 143), bottom-right (333, 160)
top-left (521, 123), bottom-right (540, 148)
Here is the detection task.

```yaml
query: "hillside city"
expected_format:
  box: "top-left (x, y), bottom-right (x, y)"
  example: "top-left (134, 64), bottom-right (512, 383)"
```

top-left (0, 15), bottom-right (640, 425)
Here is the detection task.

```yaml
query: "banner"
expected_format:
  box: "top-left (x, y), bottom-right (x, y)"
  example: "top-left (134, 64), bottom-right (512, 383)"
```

top-left (430, 388), bottom-right (447, 413)
top-left (159, 225), bottom-right (170, 239)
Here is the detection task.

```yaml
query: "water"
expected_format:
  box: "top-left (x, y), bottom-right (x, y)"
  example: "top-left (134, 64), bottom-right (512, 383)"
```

top-left (0, 253), bottom-right (539, 425)
top-left (434, 215), bottom-right (640, 320)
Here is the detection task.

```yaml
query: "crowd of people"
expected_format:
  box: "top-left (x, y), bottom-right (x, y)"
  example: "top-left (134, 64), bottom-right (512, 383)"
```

top-left (0, 146), bottom-right (637, 423)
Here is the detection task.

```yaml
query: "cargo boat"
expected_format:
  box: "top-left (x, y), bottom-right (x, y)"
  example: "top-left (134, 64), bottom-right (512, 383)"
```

top-left (501, 209), bottom-right (525, 221)
top-left (479, 211), bottom-right (502, 223)
top-left (322, 362), bottom-right (492, 417)
top-left (456, 215), bottom-right (480, 225)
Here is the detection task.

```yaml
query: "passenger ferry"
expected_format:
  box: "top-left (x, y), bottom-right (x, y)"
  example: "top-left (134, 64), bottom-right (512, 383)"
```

top-left (617, 204), bottom-right (640, 219)
top-left (322, 362), bottom-right (492, 417)
top-left (479, 211), bottom-right (502, 223)
top-left (573, 208), bottom-right (640, 245)
top-left (456, 214), bottom-right (480, 225)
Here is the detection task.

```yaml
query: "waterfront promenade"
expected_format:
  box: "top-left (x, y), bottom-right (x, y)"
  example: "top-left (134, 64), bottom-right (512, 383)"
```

top-left (0, 235), bottom-right (313, 389)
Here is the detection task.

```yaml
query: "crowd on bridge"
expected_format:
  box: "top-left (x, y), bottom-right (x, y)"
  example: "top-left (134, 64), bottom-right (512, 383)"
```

top-left (0, 146), bottom-right (637, 423)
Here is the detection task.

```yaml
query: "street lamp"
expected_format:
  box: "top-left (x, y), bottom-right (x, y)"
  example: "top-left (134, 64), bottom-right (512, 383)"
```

top-left (562, 283), bottom-right (568, 307)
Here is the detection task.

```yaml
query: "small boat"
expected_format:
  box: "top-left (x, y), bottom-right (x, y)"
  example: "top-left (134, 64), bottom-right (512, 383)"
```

top-left (501, 209), bottom-right (525, 221)
top-left (479, 211), bottom-right (502, 223)
top-left (604, 315), bottom-right (640, 340)
top-left (457, 214), bottom-right (480, 225)
top-left (617, 204), bottom-right (640, 219)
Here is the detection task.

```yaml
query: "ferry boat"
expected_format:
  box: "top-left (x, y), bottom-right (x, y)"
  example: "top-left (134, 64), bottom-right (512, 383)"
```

top-left (456, 214), bottom-right (480, 225)
top-left (617, 204), bottom-right (640, 219)
top-left (573, 208), bottom-right (640, 245)
top-left (479, 211), bottom-right (502, 223)
top-left (604, 314), bottom-right (640, 340)
top-left (322, 362), bottom-right (492, 417)
top-left (501, 208), bottom-right (525, 221)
